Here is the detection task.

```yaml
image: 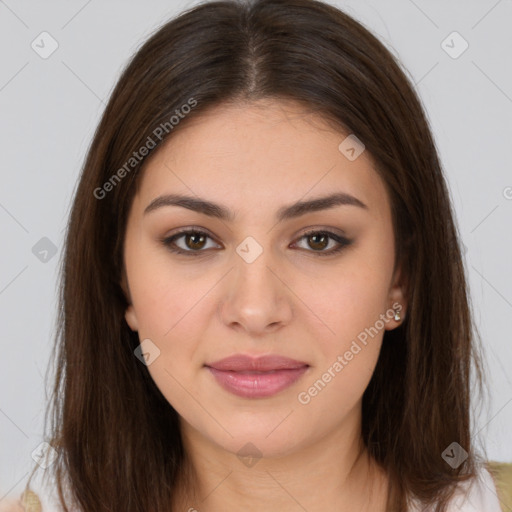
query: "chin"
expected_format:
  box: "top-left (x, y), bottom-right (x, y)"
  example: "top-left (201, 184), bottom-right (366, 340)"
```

top-left (197, 415), bottom-right (309, 461)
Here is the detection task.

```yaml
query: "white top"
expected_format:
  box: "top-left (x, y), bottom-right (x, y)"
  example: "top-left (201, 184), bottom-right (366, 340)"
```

top-left (409, 465), bottom-right (503, 511)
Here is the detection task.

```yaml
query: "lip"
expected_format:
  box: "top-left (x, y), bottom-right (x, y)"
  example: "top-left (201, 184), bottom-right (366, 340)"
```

top-left (205, 354), bottom-right (309, 399)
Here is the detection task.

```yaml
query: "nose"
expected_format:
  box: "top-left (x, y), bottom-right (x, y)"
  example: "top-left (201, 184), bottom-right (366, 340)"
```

top-left (218, 249), bottom-right (294, 336)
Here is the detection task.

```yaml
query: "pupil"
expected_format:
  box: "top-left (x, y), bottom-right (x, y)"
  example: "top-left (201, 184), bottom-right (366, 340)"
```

top-left (309, 233), bottom-right (327, 250)
top-left (187, 233), bottom-right (205, 249)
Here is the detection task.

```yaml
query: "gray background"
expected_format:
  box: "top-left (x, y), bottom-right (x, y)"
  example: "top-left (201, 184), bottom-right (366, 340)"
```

top-left (1, 0), bottom-right (511, 505)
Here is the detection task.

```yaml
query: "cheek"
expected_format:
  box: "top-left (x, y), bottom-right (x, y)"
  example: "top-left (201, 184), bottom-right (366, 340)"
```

top-left (126, 248), bottom-right (218, 377)
top-left (128, 263), bottom-right (211, 412)
top-left (309, 285), bottom-right (386, 378)
top-left (299, 245), bottom-right (393, 393)
top-left (307, 264), bottom-right (392, 349)
top-left (296, 281), bottom-right (389, 417)
top-left (126, 244), bottom-right (207, 337)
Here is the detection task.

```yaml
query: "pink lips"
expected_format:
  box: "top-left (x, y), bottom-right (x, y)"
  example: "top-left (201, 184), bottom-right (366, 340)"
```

top-left (205, 354), bottom-right (309, 399)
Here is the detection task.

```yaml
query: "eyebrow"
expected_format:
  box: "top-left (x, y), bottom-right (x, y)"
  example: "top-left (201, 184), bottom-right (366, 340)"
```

top-left (143, 192), bottom-right (368, 221)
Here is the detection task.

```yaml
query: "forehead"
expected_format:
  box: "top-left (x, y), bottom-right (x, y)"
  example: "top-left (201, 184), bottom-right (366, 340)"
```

top-left (133, 99), bottom-right (391, 223)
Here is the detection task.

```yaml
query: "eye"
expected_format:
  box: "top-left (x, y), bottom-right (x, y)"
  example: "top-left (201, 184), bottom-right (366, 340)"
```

top-left (292, 229), bottom-right (352, 256)
top-left (162, 228), bottom-right (221, 256)
top-left (161, 228), bottom-right (352, 256)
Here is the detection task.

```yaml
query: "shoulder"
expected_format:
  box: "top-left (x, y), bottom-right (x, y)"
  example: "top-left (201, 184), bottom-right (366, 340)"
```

top-left (0, 499), bottom-right (25, 512)
top-left (486, 461), bottom-right (512, 511)
top-left (0, 489), bottom-right (43, 512)
top-left (444, 461), bottom-right (509, 512)
top-left (407, 461), bottom-right (509, 512)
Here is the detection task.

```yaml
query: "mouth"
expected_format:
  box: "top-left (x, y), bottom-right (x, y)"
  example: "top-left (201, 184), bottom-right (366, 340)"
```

top-left (205, 354), bottom-right (310, 399)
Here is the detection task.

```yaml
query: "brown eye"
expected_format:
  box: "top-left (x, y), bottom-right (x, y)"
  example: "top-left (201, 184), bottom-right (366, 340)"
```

top-left (307, 233), bottom-right (329, 251)
top-left (185, 232), bottom-right (207, 250)
top-left (162, 229), bottom-right (221, 256)
top-left (162, 228), bottom-right (352, 258)
top-left (293, 230), bottom-right (353, 256)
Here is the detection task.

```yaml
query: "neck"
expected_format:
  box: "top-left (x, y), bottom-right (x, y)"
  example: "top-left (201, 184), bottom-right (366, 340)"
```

top-left (172, 408), bottom-right (389, 512)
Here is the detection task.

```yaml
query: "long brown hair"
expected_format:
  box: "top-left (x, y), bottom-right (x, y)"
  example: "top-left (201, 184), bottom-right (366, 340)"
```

top-left (27, 0), bottom-right (488, 510)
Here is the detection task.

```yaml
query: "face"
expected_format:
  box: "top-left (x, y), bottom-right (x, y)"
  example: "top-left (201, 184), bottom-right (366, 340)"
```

top-left (122, 99), bottom-right (406, 459)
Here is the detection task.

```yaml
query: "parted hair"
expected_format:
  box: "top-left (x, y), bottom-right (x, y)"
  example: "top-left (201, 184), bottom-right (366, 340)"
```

top-left (26, 0), bottom-right (488, 510)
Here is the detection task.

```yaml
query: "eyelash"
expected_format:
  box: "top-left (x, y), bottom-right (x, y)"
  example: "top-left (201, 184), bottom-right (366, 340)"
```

top-left (161, 228), bottom-right (352, 257)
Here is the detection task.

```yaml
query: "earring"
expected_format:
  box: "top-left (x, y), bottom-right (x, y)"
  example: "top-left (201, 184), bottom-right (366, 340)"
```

top-left (393, 308), bottom-right (401, 322)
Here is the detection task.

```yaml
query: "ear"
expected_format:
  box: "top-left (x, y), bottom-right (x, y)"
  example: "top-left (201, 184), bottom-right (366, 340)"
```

top-left (125, 304), bottom-right (139, 332)
top-left (120, 267), bottom-right (139, 332)
top-left (385, 264), bottom-right (407, 330)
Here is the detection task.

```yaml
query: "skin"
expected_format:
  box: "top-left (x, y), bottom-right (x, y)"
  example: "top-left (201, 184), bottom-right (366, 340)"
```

top-left (122, 99), bottom-right (407, 512)
top-left (0, 499), bottom-right (24, 512)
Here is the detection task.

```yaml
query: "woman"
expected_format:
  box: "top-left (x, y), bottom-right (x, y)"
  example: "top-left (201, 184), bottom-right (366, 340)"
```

top-left (6, 0), bottom-right (511, 510)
